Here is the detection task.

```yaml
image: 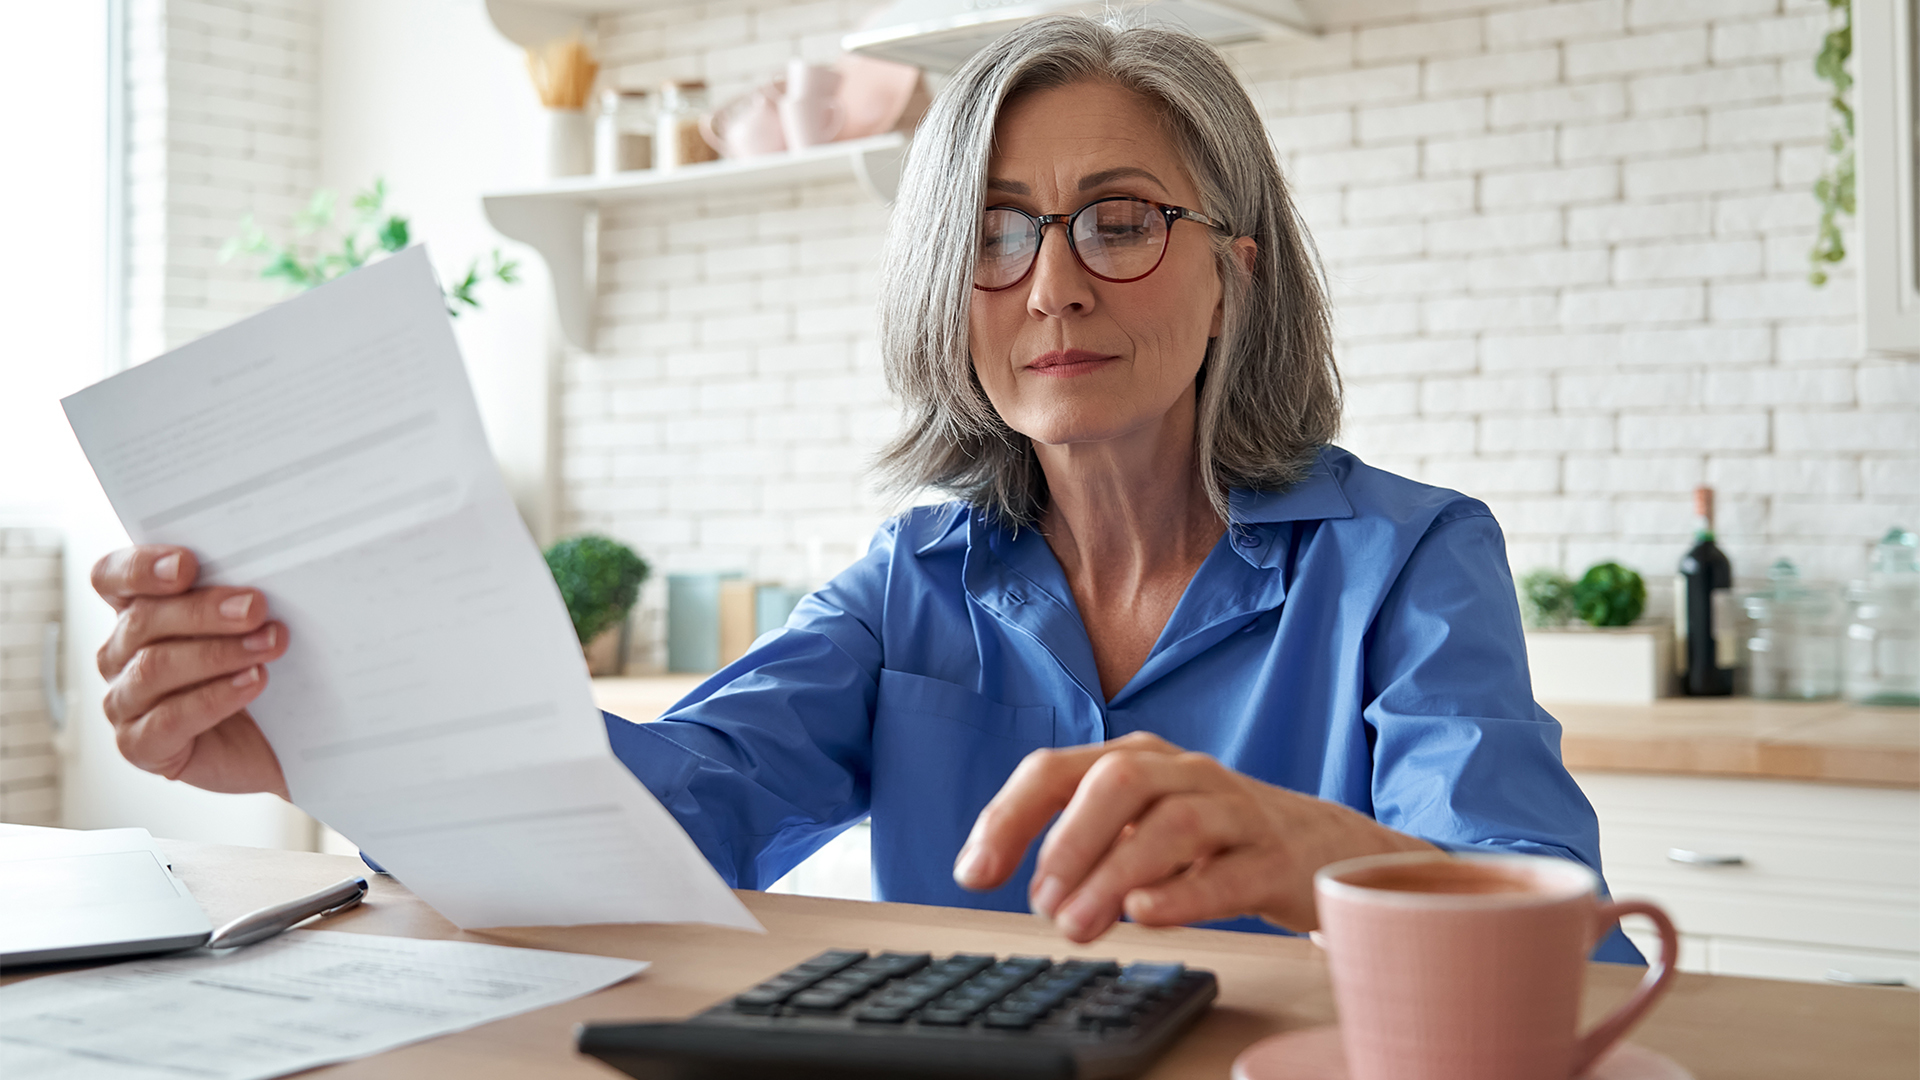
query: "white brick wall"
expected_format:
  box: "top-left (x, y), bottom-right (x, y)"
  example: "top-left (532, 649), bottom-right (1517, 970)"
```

top-left (124, 0), bottom-right (319, 362)
top-left (1238, 0), bottom-right (1918, 587)
top-left (565, 0), bottom-right (1918, 667)
top-left (1, 530), bottom-right (62, 825)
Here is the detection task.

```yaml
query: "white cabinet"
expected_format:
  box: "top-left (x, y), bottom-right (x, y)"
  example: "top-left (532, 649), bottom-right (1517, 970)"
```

top-left (1574, 770), bottom-right (1920, 988)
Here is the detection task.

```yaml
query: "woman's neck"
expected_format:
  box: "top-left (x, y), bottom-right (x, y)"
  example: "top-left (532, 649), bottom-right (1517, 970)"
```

top-left (1033, 386), bottom-right (1225, 609)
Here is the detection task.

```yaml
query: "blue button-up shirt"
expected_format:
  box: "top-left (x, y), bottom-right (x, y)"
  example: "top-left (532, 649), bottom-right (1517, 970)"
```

top-left (606, 446), bottom-right (1640, 962)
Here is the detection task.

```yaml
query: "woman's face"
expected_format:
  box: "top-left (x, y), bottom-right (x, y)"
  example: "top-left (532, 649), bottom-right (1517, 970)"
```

top-left (968, 80), bottom-right (1229, 453)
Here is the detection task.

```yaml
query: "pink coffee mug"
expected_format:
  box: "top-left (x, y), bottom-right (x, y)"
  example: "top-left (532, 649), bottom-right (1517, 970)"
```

top-left (1315, 851), bottom-right (1678, 1080)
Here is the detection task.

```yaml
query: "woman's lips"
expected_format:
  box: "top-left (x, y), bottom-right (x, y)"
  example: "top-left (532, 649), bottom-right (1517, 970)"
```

top-left (1025, 349), bottom-right (1119, 377)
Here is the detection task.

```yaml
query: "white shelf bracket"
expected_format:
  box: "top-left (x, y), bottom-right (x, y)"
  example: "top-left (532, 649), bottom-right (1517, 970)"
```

top-left (852, 142), bottom-right (905, 204)
top-left (484, 194), bottom-right (596, 351)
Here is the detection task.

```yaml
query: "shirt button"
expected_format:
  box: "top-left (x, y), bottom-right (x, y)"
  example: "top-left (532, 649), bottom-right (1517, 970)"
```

top-left (1235, 532), bottom-right (1261, 549)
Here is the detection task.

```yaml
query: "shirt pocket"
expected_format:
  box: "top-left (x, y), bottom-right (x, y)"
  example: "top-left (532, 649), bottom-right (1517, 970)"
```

top-left (869, 669), bottom-right (1055, 905)
top-left (874, 668), bottom-right (1056, 744)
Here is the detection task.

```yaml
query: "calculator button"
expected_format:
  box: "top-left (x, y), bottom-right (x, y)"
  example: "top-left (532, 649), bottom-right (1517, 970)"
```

top-left (981, 1008), bottom-right (1040, 1029)
top-left (871, 952), bottom-right (932, 976)
top-left (795, 950), bottom-right (868, 975)
top-left (1117, 962), bottom-right (1185, 995)
top-left (789, 988), bottom-right (860, 1012)
top-left (1077, 1003), bottom-right (1139, 1029)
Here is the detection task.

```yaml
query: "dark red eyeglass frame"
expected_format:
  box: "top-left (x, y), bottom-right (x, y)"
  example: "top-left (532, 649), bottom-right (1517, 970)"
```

top-left (972, 196), bottom-right (1233, 292)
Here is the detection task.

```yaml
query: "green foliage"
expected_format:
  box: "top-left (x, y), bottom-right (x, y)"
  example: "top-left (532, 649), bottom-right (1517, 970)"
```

top-left (221, 177), bottom-right (520, 316)
top-left (1572, 562), bottom-right (1646, 628)
top-left (544, 534), bottom-right (650, 645)
top-left (1518, 568), bottom-right (1576, 629)
top-left (1810, 0), bottom-right (1854, 286)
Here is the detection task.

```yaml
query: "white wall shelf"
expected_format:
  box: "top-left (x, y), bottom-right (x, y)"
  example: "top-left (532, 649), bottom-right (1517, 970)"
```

top-left (484, 0), bottom-right (676, 48)
top-left (482, 134), bottom-right (907, 350)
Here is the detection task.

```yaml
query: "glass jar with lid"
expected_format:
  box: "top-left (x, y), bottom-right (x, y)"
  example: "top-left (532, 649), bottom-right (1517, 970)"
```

top-left (656, 80), bottom-right (717, 171)
top-left (595, 88), bottom-right (654, 176)
top-left (1741, 558), bottom-right (1842, 700)
top-left (1846, 527), bottom-right (1920, 706)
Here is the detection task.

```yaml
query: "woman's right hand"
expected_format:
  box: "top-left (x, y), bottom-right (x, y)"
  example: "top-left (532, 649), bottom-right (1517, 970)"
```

top-left (92, 545), bottom-right (291, 799)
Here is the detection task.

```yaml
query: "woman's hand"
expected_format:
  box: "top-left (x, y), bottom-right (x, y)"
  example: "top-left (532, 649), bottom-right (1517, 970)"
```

top-left (92, 545), bottom-right (291, 799)
top-left (952, 731), bottom-right (1433, 942)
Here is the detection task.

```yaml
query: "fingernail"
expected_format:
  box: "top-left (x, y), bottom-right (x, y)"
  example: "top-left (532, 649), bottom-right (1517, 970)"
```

top-left (1030, 875), bottom-right (1066, 918)
top-left (220, 593), bottom-right (254, 621)
top-left (242, 626), bottom-right (275, 651)
top-left (1058, 895), bottom-right (1100, 940)
top-left (154, 553), bottom-right (181, 582)
top-left (231, 666), bottom-right (260, 688)
top-left (953, 844), bottom-right (989, 888)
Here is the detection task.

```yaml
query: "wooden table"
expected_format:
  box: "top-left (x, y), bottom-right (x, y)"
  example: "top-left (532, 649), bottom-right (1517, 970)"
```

top-left (6, 838), bottom-right (1913, 1079)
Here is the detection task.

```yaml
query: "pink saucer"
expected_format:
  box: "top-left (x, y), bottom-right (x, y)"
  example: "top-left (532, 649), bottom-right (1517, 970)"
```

top-left (1231, 1026), bottom-right (1694, 1080)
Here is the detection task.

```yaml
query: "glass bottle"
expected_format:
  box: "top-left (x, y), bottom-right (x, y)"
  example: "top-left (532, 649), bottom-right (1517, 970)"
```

top-left (1742, 558), bottom-right (1842, 700)
top-left (1676, 486), bottom-right (1735, 696)
top-left (1846, 527), bottom-right (1920, 706)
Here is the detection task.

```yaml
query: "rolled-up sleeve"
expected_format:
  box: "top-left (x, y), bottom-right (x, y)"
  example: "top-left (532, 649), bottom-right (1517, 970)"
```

top-left (1361, 508), bottom-right (1644, 963)
top-left (603, 524), bottom-right (895, 890)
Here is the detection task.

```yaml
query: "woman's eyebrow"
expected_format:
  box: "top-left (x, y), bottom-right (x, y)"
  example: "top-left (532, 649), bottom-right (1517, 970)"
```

top-left (1078, 166), bottom-right (1169, 193)
top-left (984, 167), bottom-right (1169, 197)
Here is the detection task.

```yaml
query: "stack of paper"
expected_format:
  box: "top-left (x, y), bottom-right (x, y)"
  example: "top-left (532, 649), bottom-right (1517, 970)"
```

top-left (0, 930), bottom-right (644, 1079)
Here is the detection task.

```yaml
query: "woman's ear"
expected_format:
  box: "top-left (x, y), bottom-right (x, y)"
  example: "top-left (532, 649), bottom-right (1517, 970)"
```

top-left (1210, 237), bottom-right (1259, 337)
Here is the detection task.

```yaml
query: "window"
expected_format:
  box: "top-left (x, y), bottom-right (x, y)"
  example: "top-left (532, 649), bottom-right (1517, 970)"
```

top-left (1858, 0), bottom-right (1920, 353)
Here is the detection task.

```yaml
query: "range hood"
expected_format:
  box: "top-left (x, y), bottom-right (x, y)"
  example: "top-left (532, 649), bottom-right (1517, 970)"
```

top-left (842, 0), bottom-right (1318, 72)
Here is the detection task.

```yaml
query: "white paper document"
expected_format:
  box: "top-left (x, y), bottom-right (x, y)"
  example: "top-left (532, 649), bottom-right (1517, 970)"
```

top-left (0, 929), bottom-right (644, 1079)
top-left (63, 247), bottom-right (758, 931)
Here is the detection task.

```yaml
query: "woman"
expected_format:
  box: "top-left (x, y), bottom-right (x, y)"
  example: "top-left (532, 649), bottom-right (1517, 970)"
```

top-left (89, 17), bottom-right (1637, 960)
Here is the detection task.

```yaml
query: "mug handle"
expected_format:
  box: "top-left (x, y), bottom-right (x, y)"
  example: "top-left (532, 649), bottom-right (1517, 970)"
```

top-left (1570, 900), bottom-right (1679, 1077)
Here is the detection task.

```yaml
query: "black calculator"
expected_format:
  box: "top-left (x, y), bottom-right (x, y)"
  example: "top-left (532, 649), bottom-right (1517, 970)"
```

top-left (576, 948), bottom-right (1218, 1080)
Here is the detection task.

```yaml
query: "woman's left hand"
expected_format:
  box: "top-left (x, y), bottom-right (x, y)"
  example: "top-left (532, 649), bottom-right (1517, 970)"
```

top-left (952, 731), bottom-right (1435, 942)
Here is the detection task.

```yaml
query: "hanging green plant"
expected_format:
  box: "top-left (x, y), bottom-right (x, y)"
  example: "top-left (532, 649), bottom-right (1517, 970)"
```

top-left (1809, 0), bottom-right (1853, 286)
top-left (222, 178), bottom-right (520, 316)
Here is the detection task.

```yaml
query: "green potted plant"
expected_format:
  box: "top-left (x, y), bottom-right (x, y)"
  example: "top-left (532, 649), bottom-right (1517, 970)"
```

top-left (1571, 562), bottom-right (1647, 628)
top-left (1518, 569), bottom-right (1576, 629)
top-left (544, 534), bottom-right (649, 676)
top-left (1520, 562), bottom-right (1669, 704)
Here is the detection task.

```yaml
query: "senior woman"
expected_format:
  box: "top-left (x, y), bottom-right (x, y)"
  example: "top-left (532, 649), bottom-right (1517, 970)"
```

top-left (88, 17), bottom-right (1637, 960)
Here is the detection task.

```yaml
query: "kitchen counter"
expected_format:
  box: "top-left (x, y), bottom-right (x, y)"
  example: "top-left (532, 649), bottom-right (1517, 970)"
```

top-left (1553, 698), bottom-right (1919, 788)
top-left (591, 677), bottom-right (1920, 789)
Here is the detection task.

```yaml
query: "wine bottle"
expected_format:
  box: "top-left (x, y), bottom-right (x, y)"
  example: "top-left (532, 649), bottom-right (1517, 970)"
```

top-left (1676, 486), bottom-right (1735, 695)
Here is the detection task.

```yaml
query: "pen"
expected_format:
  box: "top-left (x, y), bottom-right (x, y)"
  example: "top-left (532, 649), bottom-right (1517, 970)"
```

top-left (206, 876), bottom-right (369, 950)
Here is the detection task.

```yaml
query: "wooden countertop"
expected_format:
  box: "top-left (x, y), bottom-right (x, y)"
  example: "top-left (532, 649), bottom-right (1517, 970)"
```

top-left (7, 835), bottom-right (1915, 1079)
top-left (593, 677), bottom-right (1920, 789)
top-left (1554, 698), bottom-right (1920, 788)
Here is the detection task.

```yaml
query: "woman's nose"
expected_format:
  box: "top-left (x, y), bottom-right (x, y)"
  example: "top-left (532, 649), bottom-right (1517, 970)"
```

top-left (1025, 223), bottom-right (1096, 319)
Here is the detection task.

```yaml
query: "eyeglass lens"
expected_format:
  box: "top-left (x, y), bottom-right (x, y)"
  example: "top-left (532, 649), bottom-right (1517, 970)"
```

top-left (976, 199), bottom-right (1170, 290)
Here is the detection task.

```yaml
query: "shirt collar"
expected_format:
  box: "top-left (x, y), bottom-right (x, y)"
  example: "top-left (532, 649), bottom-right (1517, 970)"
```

top-left (1228, 447), bottom-right (1356, 526)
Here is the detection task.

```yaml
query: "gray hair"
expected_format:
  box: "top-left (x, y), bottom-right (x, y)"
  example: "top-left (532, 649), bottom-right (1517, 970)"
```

top-left (873, 14), bottom-right (1341, 527)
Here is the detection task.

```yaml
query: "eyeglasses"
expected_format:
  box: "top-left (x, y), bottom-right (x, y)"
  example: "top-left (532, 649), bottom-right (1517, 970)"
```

top-left (973, 196), bottom-right (1231, 292)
